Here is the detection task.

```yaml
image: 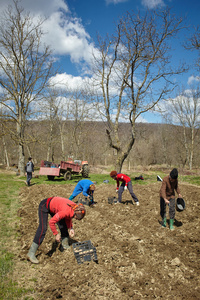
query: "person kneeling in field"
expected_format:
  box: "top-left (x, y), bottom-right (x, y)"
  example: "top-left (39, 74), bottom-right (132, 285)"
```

top-left (27, 197), bottom-right (86, 264)
top-left (160, 168), bottom-right (182, 230)
top-left (110, 171), bottom-right (139, 205)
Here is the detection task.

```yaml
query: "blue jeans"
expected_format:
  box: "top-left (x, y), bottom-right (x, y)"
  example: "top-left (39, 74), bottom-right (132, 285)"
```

top-left (26, 172), bottom-right (32, 186)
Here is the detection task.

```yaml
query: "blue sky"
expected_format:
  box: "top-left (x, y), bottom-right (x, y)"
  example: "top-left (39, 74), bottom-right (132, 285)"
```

top-left (1, 0), bottom-right (200, 123)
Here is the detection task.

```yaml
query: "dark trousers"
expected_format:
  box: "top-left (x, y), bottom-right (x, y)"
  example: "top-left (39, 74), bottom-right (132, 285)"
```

top-left (26, 172), bottom-right (32, 185)
top-left (118, 181), bottom-right (139, 203)
top-left (33, 198), bottom-right (69, 246)
top-left (160, 197), bottom-right (175, 219)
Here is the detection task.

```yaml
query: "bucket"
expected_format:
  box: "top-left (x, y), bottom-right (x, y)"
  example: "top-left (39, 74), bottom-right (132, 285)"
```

top-left (176, 198), bottom-right (186, 212)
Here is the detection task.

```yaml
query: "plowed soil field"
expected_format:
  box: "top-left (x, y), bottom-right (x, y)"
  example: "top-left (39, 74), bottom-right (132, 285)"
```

top-left (15, 180), bottom-right (200, 299)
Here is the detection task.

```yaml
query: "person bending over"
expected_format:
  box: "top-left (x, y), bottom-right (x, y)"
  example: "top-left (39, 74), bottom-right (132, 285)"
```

top-left (69, 179), bottom-right (95, 205)
top-left (110, 171), bottom-right (139, 205)
top-left (27, 197), bottom-right (86, 264)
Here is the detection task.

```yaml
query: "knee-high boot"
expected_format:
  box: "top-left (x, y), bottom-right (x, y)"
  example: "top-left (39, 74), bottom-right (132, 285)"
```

top-left (162, 217), bottom-right (167, 228)
top-left (27, 242), bottom-right (39, 264)
top-left (169, 219), bottom-right (174, 230)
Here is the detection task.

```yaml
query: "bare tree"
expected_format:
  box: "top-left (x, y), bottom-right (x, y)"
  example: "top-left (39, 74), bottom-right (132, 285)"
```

top-left (0, 0), bottom-right (55, 174)
top-left (67, 89), bottom-right (93, 159)
top-left (54, 85), bottom-right (98, 161)
top-left (165, 87), bottom-right (200, 169)
top-left (185, 26), bottom-right (200, 71)
top-left (92, 8), bottom-right (185, 172)
top-left (38, 85), bottom-right (97, 162)
top-left (42, 90), bottom-right (61, 162)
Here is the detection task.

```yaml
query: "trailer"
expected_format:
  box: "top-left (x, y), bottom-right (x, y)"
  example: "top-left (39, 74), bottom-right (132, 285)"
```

top-left (39, 159), bottom-right (89, 181)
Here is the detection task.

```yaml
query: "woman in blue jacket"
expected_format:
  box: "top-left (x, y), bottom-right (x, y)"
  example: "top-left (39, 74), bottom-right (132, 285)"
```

top-left (69, 179), bottom-right (95, 205)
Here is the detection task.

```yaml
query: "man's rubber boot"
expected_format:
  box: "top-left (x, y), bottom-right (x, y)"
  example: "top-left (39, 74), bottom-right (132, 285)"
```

top-left (27, 242), bottom-right (39, 264)
top-left (62, 237), bottom-right (70, 250)
top-left (161, 217), bottom-right (167, 227)
top-left (169, 219), bottom-right (174, 230)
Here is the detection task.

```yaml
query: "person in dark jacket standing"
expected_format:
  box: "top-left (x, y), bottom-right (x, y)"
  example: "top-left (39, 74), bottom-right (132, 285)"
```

top-left (110, 171), bottom-right (139, 205)
top-left (160, 168), bottom-right (182, 230)
top-left (27, 197), bottom-right (86, 264)
top-left (25, 157), bottom-right (34, 186)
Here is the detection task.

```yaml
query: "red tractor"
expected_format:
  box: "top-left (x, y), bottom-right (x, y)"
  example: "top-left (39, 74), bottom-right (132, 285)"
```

top-left (39, 158), bottom-right (89, 181)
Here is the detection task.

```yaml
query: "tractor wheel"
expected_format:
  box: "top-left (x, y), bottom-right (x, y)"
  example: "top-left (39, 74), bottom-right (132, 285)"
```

top-left (82, 164), bottom-right (89, 178)
top-left (47, 175), bottom-right (55, 180)
top-left (64, 171), bottom-right (72, 181)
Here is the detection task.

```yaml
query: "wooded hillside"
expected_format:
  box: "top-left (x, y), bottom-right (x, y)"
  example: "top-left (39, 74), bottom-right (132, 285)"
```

top-left (1, 120), bottom-right (199, 170)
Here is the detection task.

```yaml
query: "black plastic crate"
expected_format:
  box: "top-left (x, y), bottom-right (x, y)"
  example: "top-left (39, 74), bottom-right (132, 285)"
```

top-left (108, 196), bottom-right (118, 204)
top-left (77, 196), bottom-right (91, 206)
top-left (72, 240), bottom-right (98, 264)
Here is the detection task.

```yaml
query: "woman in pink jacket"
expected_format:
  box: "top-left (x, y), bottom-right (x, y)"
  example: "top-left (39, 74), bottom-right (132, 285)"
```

top-left (110, 171), bottom-right (139, 205)
top-left (27, 197), bottom-right (86, 264)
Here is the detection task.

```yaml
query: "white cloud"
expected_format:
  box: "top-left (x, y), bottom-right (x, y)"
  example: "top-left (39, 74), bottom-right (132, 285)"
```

top-left (187, 75), bottom-right (200, 85)
top-left (106, 0), bottom-right (128, 4)
top-left (156, 90), bottom-right (200, 125)
top-left (141, 0), bottom-right (165, 9)
top-left (136, 115), bottom-right (148, 123)
top-left (0, 0), bottom-right (69, 18)
top-left (49, 73), bottom-right (149, 123)
top-left (0, 0), bottom-right (95, 65)
top-left (49, 73), bottom-right (92, 91)
top-left (41, 12), bottom-right (94, 63)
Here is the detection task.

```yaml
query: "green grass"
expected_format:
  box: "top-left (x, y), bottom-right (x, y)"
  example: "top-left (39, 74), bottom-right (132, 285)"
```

top-left (0, 173), bottom-right (31, 300)
top-left (21, 171), bottom-right (200, 187)
top-left (180, 175), bottom-right (200, 185)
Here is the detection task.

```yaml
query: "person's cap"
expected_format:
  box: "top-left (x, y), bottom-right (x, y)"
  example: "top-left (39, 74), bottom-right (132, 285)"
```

top-left (74, 204), bottom-right (86, 220)
top-left (110, 171), bottom-right (117, 177)
top-left (170, 168), bottom-right (178, 179)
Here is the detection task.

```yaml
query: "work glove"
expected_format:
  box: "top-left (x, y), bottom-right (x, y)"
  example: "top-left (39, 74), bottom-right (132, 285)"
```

top-left (116, 188), bottom-right (119, 193)
top-left (124, 186), bottom-right (127, 190)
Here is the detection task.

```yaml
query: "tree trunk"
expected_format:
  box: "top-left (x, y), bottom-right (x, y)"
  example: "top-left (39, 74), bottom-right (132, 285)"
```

top-left (106, 127), bottom-right (135, 173)
top-left (27, 145), bottom-right (32, 159)
top-left (47, 123), bottom-right (53, 161)
top-left (18, 143), bottom-right (25, 175)
top-left (51, 146), bottom-right (55, 162)
top-left (189, 127), bottom-right (194, 170)
top-left (17, 117), bottom-right (25, 175)
top-left (3, 135), bottom-right (10, 167)
top-left (183, 126), bottom-right (189, 168)
top-left (1, 125), bottom-right (10, 167)
top-left (59, 125), bottom-right (65, 160)
top-left (115, 150), bottom-right (129, 173)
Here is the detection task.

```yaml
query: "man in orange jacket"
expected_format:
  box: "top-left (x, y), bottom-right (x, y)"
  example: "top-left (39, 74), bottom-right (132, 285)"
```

top-left (27, 197), bottom-right (86, 264)
top-left (110, 171), bottom-right (139, 205)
